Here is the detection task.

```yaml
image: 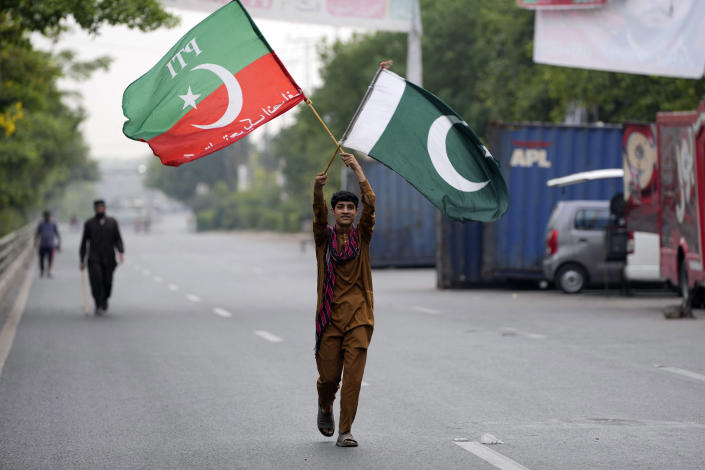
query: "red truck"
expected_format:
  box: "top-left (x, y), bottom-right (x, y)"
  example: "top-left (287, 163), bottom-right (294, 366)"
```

top-left (656, 101), bottom-right (705, 307)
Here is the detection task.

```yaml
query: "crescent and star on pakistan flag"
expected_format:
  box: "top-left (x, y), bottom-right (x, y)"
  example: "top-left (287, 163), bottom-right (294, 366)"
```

top-left (177, 63), bottom-right (490, 193)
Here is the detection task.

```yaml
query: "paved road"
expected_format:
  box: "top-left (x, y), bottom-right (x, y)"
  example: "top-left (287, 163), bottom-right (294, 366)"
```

top-left (1, 215), bottom-right (704, 469)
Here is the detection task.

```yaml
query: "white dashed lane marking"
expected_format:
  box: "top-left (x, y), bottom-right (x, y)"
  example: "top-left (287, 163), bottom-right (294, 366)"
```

top-left (519, 332), bottom-right (546, 340)
top-left (153, 276), bottom-right (163, 283)
top-left (454, 440), bottom-right (530, 470)
top-left (186, 294), bottom-right (201, 302)
top-left (412, 305), bottom-right (441, 315)
top-left (501, 328), bottom-right (546, 340)
top-left (213, 307), bottom-right (233, 318)
top-left (655, 364), bottom-right (705, 383)
top-left (168, 284), bottom-right (179, 292)
top-left (254, 330), bottom-right (283, 343)
top-left (361, 381), bottom-right (370, 387)
top-left (142, 268), bottom-right (150, 276)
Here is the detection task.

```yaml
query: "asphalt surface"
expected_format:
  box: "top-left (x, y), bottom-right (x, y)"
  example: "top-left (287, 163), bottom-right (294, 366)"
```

top-left (1, 214), bottom-right (704, 469)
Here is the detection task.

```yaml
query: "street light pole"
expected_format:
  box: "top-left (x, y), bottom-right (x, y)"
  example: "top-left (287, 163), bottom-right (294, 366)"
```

top-left (407, 0), bottom-right (423, 86)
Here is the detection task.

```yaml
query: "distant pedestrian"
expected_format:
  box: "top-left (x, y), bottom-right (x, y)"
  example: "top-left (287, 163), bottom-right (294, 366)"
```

top-left (312, 153), bottom-right (375, 447)
top-left (70, 214), bottom-right (80, 232)
top-left (79, 200), bottom-right (124, 315)
top-left (35, 210), bottom-right (61, 278)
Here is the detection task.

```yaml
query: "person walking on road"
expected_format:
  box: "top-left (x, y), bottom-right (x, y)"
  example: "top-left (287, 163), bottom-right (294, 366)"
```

top-left (35, 210), bottom-right (61, 278)
top-left (313, 152), bottom-right (375, 448)
top-left (79, 200), bottom-right (124, 315)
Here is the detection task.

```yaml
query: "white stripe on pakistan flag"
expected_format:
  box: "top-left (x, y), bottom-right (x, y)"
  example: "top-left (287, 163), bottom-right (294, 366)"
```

top-left (340, 70), bottom-right (405, 154)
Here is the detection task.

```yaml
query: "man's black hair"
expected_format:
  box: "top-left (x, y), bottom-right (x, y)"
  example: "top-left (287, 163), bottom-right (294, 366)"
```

top-left (330, 190), bottom-right (359, 209)
top-left (43, 210), bottom-right (50, 217)
top-left (93, 199), bottom-right (105, 207)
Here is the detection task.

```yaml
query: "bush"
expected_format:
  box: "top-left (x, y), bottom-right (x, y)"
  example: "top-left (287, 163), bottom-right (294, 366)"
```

top-left (191, 169), bottom-right (308, 233)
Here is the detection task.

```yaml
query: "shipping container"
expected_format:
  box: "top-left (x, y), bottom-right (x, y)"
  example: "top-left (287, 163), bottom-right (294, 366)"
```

top-left (343, 158), bottom-right (437, 268)
top-left (439, 122), bottom-right (625, 287)
top-left (436, 218), bottom-right (484, 288)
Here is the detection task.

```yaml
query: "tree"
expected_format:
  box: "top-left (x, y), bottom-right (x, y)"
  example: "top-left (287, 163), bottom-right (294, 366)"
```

top-left (145, 140), bottom-right (249, 204)
top-left (272, 0), bottom-right (705, 222)
top-left (0, 1), bottom-right (178, 38)
top-left (272, 31), bottom-right (407, 220)
top-left (0, 1), bottom-right (177, 234)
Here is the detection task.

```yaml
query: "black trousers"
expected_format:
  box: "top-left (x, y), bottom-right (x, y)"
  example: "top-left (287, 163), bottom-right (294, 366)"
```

top-left (87, 260), bottom-right (115, 308)
top-left (38, 247), bottom-right (54, 272)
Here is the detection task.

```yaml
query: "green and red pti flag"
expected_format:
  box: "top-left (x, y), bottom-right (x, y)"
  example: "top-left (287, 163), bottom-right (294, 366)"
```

top-left (122, 1), bottom-right (304, 166)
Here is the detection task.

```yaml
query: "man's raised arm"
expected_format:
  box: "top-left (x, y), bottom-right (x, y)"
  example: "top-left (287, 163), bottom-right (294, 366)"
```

top-left (313, 172), bottom-right (329, 246)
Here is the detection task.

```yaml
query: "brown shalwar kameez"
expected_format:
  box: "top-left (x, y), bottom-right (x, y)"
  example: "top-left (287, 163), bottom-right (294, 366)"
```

top-left (313, 179), bottom-right (375, 434)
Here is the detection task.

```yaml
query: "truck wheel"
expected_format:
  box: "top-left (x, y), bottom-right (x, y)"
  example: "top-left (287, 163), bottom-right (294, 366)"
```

top-left (679, 262), bottom-right (693, 309)
top-left (556, 264), bottom-right (587, 294)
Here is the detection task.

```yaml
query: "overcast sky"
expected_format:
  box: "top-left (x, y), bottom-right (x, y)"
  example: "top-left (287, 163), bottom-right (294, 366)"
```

top-left (32, 8), bottom-right (355, 161)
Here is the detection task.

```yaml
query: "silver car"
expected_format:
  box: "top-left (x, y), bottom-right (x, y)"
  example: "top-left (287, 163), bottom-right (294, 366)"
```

top-left (543, 200), bottom-right (624, 293)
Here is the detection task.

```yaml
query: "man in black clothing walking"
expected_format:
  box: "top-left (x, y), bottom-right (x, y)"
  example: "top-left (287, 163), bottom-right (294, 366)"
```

top-left (79, 200), bottom-right (124, 315)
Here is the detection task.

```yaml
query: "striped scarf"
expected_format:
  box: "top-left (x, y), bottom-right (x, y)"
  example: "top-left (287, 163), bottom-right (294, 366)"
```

top-left (315, 225), bottom-right (360, 355)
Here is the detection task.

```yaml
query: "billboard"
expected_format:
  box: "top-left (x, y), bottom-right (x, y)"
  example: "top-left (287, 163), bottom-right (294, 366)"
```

top-left (533, 0), bottom-right (705, 78)
top-left (518, 0), bottom-right (606, 9)
top-left (162, 0), bottom-right (413, 32)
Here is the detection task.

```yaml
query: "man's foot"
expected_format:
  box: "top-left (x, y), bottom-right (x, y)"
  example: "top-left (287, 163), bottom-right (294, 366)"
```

top-left (317, 406), bottom-right (335, 437)
top-left (95, 307), bottom-right (104, 316)
top-left (39, 270), bottom-right (44, 278)
top-left (102, 300), bottom-right (108, 311)
top-left (336, 432), bottom-right (358, 447)
top-left (47, 272), bottom-right (52, 279)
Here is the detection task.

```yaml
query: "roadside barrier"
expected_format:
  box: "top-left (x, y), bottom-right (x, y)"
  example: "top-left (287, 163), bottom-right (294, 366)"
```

top-left (0, 222), bottom-right (35, 307)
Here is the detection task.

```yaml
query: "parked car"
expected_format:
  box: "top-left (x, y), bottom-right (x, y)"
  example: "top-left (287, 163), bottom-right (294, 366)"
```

top-left (543, 200), bottom-right (624, 293)
top-left (625, 231), bottom-right (662, 282)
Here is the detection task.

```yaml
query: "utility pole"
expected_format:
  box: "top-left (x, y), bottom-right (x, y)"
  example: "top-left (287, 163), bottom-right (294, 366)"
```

top-left (406, 0), bottom-right (423, 86)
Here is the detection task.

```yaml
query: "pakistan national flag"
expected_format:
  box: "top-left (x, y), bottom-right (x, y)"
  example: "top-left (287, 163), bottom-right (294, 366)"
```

top-left (340, 68), bottom-right (509, 222)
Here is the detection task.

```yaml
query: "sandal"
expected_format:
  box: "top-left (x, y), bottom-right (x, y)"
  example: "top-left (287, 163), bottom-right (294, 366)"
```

top-left (336, 432), bottom-right (358, 447)
top-left (317, 406), bottom-right (334, 437)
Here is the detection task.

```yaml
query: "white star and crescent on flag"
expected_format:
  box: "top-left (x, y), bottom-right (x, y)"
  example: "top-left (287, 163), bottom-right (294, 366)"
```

top-left (179, 86), bottom-right (200, 110)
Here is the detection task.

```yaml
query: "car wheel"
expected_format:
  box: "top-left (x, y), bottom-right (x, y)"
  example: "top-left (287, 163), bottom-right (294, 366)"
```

top-left (679, 261), bottom-right (693, 309)
top-left (556, 264), bottom-right (587, 294)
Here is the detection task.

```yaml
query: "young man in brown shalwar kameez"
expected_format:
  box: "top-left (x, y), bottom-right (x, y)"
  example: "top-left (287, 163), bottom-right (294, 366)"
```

top-left (313, 152), bottom-right (375, 448)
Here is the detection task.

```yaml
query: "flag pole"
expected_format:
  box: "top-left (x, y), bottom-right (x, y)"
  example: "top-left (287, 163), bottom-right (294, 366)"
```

top-left (305, 98), bottom-right (344, 174)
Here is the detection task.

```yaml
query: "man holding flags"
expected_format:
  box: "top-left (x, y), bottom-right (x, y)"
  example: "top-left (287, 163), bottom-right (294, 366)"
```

top-left (122, 0), bottom-right (507, 449)
top-left (313, 153), bottom-right (375, 448)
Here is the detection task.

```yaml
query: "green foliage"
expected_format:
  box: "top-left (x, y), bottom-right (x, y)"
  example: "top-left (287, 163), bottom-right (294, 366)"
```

top-left (272, 31), bottom-right (407, 218)
top-left (0, 0), bottom-right (175, 235)
top-left (0, 0), bottom-right (178, 38)
top-left (270, 0), bottom-right (705, 225)
top-left (191, 168), bottom-right (301, 233)
top-left (145, 141), bottom-right (248, 203)
top-left (142, 0), bottom-right (705, 234)
top-left (0, 41), bottom-right (99, 233)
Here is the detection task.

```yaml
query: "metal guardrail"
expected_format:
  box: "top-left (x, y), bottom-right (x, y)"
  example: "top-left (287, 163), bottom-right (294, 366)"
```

top-left (0, 222), bottom-right (36, 305)
top-left (0, 223), bottom-right (35, 276)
